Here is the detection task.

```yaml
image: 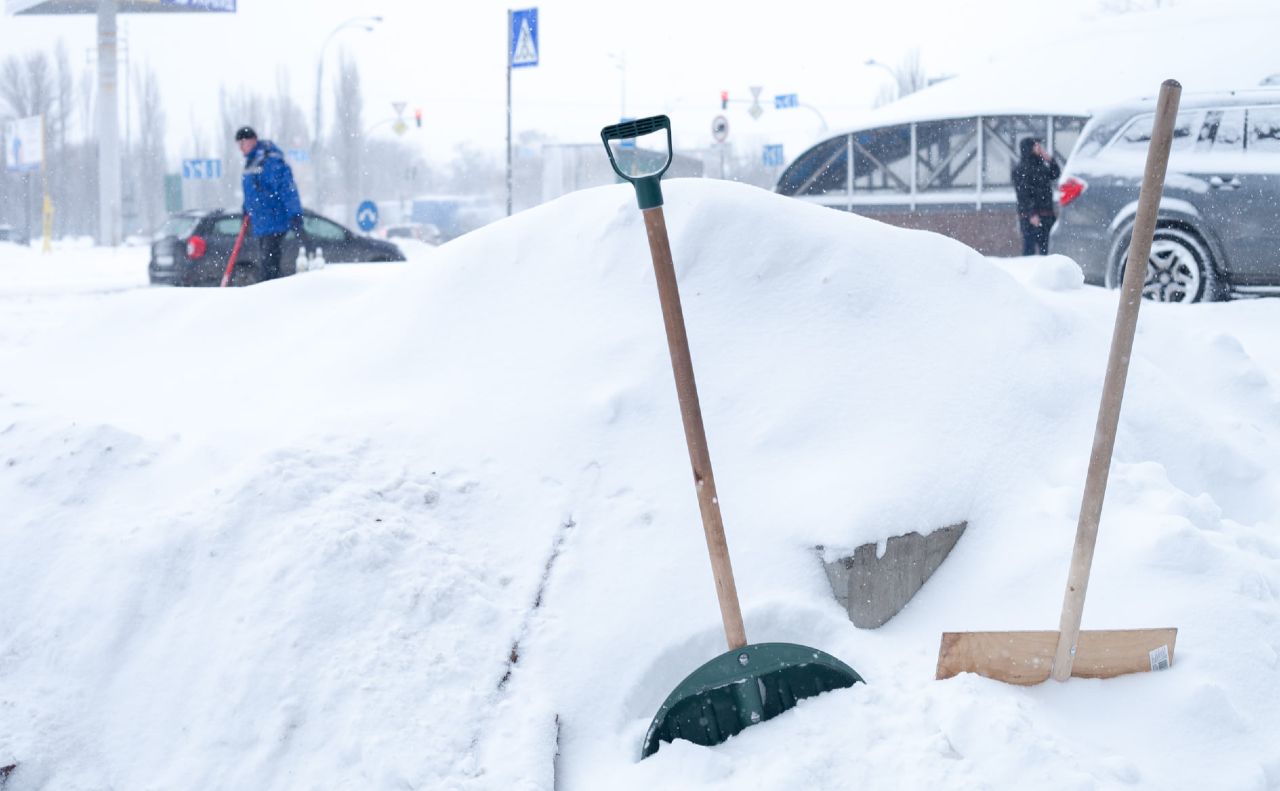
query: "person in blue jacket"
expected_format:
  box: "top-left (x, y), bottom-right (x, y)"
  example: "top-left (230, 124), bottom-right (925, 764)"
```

top-left (236, 126), bottom-right (304, 281)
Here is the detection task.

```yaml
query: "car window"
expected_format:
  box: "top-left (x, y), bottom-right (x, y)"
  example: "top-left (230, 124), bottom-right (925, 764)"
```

top-left (1249, 106), bottom-right (1280, 154)
top-left (1196, 109), bottom-right (1245, 152)
top-left (159, 216), bottom-right (200, 239)
top-left (1110, 111), bottom-right (1199, 154)
top-left (303, 216), bottom-right (346, 240)
top-left (212, 217), bottom-right (244, 236)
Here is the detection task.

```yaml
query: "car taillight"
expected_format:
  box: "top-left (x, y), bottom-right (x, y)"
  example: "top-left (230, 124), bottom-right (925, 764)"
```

top-left (1058, 176), bottom-right (1087, 208)
top-left (186, 235), bottom-right (207, 259)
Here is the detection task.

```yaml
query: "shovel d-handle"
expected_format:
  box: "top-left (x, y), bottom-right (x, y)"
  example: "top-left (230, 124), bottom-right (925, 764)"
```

top-left (1051, 79), bottom-right (1183, 682)
top-left (641, 205), bottom-right (748, 652)
top-left (600, 114), bottom-right (673, 210)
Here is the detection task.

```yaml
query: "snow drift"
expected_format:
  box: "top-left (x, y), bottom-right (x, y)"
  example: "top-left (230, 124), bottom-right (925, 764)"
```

top-left (1, 180), bottom-right (1278, 790)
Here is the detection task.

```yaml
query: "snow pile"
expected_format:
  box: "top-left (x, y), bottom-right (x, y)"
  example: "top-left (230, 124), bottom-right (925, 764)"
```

top-left (2, 180), bottom-right (1279, 790)
top-left (844, 0), bottom-right (1280, 130)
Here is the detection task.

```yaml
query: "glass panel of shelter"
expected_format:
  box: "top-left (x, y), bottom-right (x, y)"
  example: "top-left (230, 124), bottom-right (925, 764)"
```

top-left (1053, 117), bottom-right (1087, 163)
top-left (914, 118), bottom-right (979, 193)
top-left (779, 137), bottom-right (851, 196)
top-left (851, 126), bottom-right (912, 193)
top-left (778, 114), bottom-right (1088, 203)
top-left (982, 116), bottom-right (1048, 189)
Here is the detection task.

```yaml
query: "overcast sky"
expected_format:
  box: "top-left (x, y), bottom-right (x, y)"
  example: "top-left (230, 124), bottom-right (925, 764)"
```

top-left (0, 0), bottom-right (1188, 164)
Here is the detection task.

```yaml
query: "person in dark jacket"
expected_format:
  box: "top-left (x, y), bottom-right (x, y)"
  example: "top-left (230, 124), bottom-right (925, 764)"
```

top-left (236, 126), bottom-right (304, 281)
top-left (1012, 137), bottom-right (1061, 256)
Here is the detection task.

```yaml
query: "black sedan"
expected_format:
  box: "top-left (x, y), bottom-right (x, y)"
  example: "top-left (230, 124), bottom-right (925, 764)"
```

top-left (148, 208), bottom-right (405, 287)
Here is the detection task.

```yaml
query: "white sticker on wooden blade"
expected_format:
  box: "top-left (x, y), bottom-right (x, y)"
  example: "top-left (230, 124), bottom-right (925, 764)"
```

top-left (1150, 644), bottom-right (1171, 671)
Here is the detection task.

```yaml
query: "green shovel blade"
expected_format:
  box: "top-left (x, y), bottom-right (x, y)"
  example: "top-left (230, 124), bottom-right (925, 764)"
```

top-left (641, 642), bottom-right (863, 758)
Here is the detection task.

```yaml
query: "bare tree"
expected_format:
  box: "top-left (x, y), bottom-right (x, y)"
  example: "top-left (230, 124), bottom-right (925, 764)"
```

top-left (362, 136), bottom-right (431, 221)
top-left (874, 49), bottom-right (928, 108)
top-left (135, 62), bottom-right (167, 232)
top-left (0, 50), bottom-right (55, 240)
top-left (270, 68), bottom-right (309, 153)
top-left (0, 51), bottom-right (53, 120)
top-left (329, 49), bottom-right (363, 220)
top-left (440, 142), bottom-right (502, 196)
top-left (51, 42), bottom-right (72, 151)
top-left (217, 85), bottom-right (267, 208)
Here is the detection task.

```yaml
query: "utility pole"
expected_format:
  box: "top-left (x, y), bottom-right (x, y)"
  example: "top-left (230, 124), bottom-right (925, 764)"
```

top-left (97, 0), bottom-right (121, 246)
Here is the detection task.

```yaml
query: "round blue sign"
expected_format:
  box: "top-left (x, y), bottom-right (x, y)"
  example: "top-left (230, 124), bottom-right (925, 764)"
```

top-left (356, 200), bottom-right (379, 232)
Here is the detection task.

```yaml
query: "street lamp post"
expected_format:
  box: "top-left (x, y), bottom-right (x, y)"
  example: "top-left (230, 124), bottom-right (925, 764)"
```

top-left (865, 58), bottom-right (898, 102)
top-left (607, 52), bottom-right (627, 119)
top-left (314, 16), bottom-right (382, 152)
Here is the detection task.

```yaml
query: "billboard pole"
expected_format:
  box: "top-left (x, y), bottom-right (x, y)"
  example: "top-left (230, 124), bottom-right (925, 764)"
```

top-left (97, 0), bottom-right (122, 246)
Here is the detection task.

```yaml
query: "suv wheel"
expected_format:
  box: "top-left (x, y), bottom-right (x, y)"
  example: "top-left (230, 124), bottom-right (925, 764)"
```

top-left (1109, 226), bottom-right (1219, 303)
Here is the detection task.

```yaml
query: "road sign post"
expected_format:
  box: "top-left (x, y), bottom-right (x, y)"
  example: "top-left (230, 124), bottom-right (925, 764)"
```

top-left (507, 7), bottom-right (539, 217)
top-left (712, 115), bottom-right (730, 179)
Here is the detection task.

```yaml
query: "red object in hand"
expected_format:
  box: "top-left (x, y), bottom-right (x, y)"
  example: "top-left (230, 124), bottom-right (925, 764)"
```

top-left (1059, 176), bottom-right (1087, 207)
top-left (185, 235), bottom-right (206, 260)
top-left (219, 216), bottom-right (250, 288)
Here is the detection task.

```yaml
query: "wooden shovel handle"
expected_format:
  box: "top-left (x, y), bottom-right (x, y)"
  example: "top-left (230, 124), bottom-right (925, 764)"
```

top-left (1052, 79), bottom-right (1182, 681)
top-left (642, 206), bottom-right (748, 651)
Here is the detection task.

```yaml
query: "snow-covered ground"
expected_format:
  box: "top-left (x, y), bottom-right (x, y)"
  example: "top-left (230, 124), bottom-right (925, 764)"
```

top-left (2, 181), bottom-right (1278, 790)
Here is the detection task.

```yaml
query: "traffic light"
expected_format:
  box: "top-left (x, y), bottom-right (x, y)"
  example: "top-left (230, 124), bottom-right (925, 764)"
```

top-left (414, 108), bottom-right (423, 128)
top-left (720, 90), bottom-right (728, 110)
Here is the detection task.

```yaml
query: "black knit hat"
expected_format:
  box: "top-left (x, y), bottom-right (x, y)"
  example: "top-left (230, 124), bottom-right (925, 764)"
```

top-left (234, 126), bottom-right (257, 141)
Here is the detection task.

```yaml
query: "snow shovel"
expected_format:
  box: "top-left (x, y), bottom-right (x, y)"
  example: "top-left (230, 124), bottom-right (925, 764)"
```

top-left (935, 80), bottom-right (1184, 685)
top-left (219, 215), bottom-right (250, 288)
top-left (599, 116), bottom-right (863, 758)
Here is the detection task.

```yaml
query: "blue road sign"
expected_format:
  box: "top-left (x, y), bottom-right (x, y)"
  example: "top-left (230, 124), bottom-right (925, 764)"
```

top-left (774, 93), bottom-right (799, 109)
top-left (287, 148), bottom-right (310, 163)
top-left (181, 158), bottom-right (223, 180)
top-left (763, 144), bottom-right (785, 167)
top-left (356, 200), bottom-right (379, 232)
top-left (510, 8), bottom-right (539, 68)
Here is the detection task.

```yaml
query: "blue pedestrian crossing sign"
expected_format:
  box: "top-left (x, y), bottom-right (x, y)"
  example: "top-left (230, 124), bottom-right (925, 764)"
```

top-left (510, 8), bottom-right (539, 68)
top-left (356, 200), bottom-right (379, 232)
top-left (763, 144), bottom-right (785, 167)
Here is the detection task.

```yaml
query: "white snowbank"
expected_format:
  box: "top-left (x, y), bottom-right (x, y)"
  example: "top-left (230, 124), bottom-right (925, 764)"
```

top-left (829, 0), bottom-right (1280, 135)
top-left (1, 180), bottom-right (1278, 790)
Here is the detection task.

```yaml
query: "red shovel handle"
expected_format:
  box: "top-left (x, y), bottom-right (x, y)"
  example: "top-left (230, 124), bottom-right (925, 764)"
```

top-left (219, 216), bottom-right (250, 288)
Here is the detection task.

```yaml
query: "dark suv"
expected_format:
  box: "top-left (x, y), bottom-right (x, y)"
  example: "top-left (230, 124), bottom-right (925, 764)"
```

top-left (1051, 89), bottom-right (1280, 302)
top-left (149, 208), bottom-right (405, 286)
